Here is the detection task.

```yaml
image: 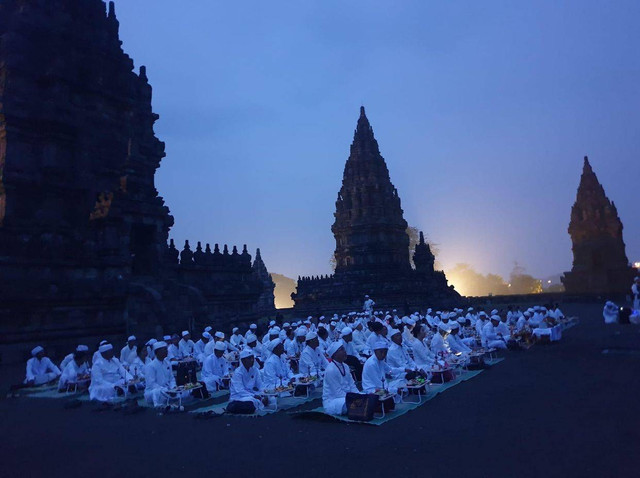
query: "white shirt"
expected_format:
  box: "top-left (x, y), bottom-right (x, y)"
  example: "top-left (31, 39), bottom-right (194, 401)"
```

top-left (322, 361), bottom-right (358, 405)
top-left (361, 356), bottom-right (403, 393)
top-left (262, 354), bottom-right (293, 389)
top-left (178, 339), bottom-right (196, 358)
top-left (59, 360), bottom-right (89, 388)
top-left (230, 364), bottom-right (263, 402)
top-left (144, 358), bottom-right (175, 393)
top-left (299, 345), bottom-right (328, 375)
top-left (25, 357), bottom-right (61, 382)
top-left (119, 345), bottom-right (137, 366)
top-left (387, 342), bottom-right (416, 370)
top-left (202, 354), bottom-right (230, 382)
top-left (430, 333), bottom-right (451, 355)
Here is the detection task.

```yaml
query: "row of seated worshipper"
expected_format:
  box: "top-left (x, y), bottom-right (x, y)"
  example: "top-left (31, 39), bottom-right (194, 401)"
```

top-left (22, 302), bottom-right (568, 412)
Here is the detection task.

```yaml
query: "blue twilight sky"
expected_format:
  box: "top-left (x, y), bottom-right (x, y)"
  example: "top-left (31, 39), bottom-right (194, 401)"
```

top-left (114, 0), bottom-right (640, 281)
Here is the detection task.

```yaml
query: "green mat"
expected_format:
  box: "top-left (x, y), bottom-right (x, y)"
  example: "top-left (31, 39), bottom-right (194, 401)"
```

top-left (190, 388), bottom-right (323, 417)
top-left (291, 368), bottom-right (487, 426)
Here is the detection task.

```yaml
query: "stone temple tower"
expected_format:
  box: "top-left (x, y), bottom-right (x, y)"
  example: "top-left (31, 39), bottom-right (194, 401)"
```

top-left (293, 107), bottom-right (459, 313)
top-left (562, 156), bottom-right (636, 295)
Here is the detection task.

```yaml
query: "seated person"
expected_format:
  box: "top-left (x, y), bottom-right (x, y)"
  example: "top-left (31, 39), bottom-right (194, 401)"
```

top-left (128, 345), bottom-right (150, 390)
top-left (145, 341), bottom-right (186, 408)
top-left (482, 316), bottom-right (508, 350)
top-left (202, 341), bottom-right (230, 392)
top-left (448, 323), bottom-right (472, 354)
top-left (361, 340), bottom-right (410, 395)
top-left (431, 323), bottom-right (453, 355)
top-left (322, 342), bottom-right (359, 415)
top-left (178, 331), bottom-right (196, 358)
top-left (262, 339), bottom-right (295, 390)
top-left (24, 346), bottom-right (61, 387)
top-left (299, 332), bottom-right (329, 376)
top-left (58, 349), bottom-right (91, 392)
top-left (286, 328), bottom-right (306, 358)
top-left (89, 344), bottom-right (134, 402)
top-left (228, 348), bottom-right (272, 414)
top-left (60, 345), bottom-right (89, 372)
top-left (119, 336), bottom-right (137, 367)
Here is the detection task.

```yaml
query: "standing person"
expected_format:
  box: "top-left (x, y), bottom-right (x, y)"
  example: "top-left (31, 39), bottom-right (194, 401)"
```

top-left (363, 295), bottom-right (375, 318)
top-left (322, 343), bottom-right (359, 415)
top-left (25, 346), bottom-right (61, 386)
top-left (632, 277), bottom-right (640, 311)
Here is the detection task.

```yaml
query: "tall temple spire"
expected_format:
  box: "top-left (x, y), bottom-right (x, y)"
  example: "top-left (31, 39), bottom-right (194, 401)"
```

top-left (562, 156), bottom-right (634, 294)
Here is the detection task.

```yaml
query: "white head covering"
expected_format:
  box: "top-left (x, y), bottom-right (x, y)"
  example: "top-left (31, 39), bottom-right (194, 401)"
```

top-left (181, 330), bottom-right (189, 337)
top-left (146, 339), bottom-right (157, 346)
top-left (283, 322), bottom-right (290, 328)
top-left (202, 332), bottom-right (212, 340)
top-left (76, 345), bottom-right (89, 352)
top-left (390, 329), bottom-right (401, 337)
top-left (214, 332), bottom-right (225, 339)
top-left (269, 320), bottom-right (276, 326)
top-left (99, 343), bottom-right (113, 353)
top-left (327, 341), bottom-right (343, 357)
top-left (249, 324), bottom-right (257, 330)
top-left (341, 327), bottom-right (353, 336)
top-left (31, 346), bottom-right (44, 356)
top-left (163, 335), bottom-right (171, 341)
top-left (127, 335), bottom-right (136, 342)
top-left (152, 341), bottom-right (167, 351)
top-left (267, 338), bottom-right (282, 352)
top-left (295, 327), bottom-right (306, 337)
top-left (99, 340), bottom-right (108, 346)
top-left (204, 326), bottom-right (213, 332)
top-left (491, 309), bottom-right (499, 315)
top-left (373, 340), bottom-right (388, 351)
top-left (490, 315), bottom-right (501, 322)
top-left (232, 327), bottom-right (239, 333)
top-left (305, 332), bottom-right (317, 341)
top-left (239, 348), bottom-right (253, 359)
top-left (214, 341), bottom-right (227, 352)
top-left (245, 333), bottom-right (257, 343)
top-left (450, 322), bottom-right (460, 330)
top-left (438, 323), bottom-right (449, 332)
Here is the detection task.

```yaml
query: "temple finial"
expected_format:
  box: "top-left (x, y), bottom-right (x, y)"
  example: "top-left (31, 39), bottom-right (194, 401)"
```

top-left (108, 1), bottom-right (116, 19)
top-left (360, 105), bottom-right (366, 117)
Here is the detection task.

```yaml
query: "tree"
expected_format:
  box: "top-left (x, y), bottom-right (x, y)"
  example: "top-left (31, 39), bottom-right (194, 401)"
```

top-left (509, 262), bottom-right (542, 294)
top-left (271, 273), bottom-right (296, 309)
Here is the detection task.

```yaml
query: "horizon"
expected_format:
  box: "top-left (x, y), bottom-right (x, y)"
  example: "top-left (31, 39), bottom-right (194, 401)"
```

top-left (114, 0), bottom-right (640, 282)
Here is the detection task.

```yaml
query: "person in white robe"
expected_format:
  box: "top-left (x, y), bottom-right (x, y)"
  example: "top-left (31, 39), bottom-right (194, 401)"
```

top-left (286, 328), bottom-right (306, 357)
top-left (60, 345), bottom-right (89, 372)
top-left (89, 344), bottom-right (133, 402)
top-left (633, 278), bottom-right (640, 311)
top-left (167, 335), bottom-right (181, 361)
top-left (322, 342), bottom-right (359, 415)
top-left (387, 329), bottom-right (418, 371)
top-left (482, 316), bottom-right (508, 350)
top-left (24, 346), bottom-right (61, 386)
top-left (363, 295), bottom-right (375, 317)
top-left (178, 331), bottom-right (196, 358)
top-left (408, 324), bottom-right (435, 368)
top-left (194, 332), bottom-right (212, 362)
top-left (447, 323), bottom-right (472, 354)
top-left (228, 348), bottom-right (271, 413)
top-left (351, 322), bottom-right (369, 355)
top-left (361, 340), bottom-right (408, 395)
top-left (317, 326), bottom-right (332, 354)
top-left (299, 332), bottom-right (329, 376)
top-left (245, 323), bottom-right (258, 339)
top-left (58, 349), bottom-right (91, 391)
top-left (119, 336), bottom-right (137, 367)
top-left (496, 317), bottom-right (512, 341)
top-left (146, 339), bottom-right (157, 360)
top-left (516, 312), bottom-right (530, 332)
top-left (366, 322), bottom-right (389, 350)
top-left (128, 345), bottom-right (150, 382)
top-left (244, 333), bottom-right (265, 365)
top-left (92, 340), bottom-right (109, 365)
top-left (603, 301), bottom-right (619, 324)
top-left (202, 341), bottom-right (230, 392)
top-left (230, 328), bottom-right (246, 348)
top-left (431, 323), bottom-right (452, 356)
top-left (144, 342), bottom-right (183, 408)
top-left (262, 339), bottom-right (295, 389)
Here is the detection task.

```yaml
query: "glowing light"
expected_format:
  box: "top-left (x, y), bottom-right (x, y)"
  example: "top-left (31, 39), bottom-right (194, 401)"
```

top-left (547, 280), bottom-right (552, 284)
top-left (634, 261), bottom-right (640, 269)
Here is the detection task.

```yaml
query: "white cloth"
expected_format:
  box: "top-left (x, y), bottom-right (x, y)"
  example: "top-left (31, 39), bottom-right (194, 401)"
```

top-left (299, 345), bottom-right (328, 375)
top-left (409, 337), bottom-right (435, 368)
top-left (89, 357), bottom-right (131, 402)
top-left (58, 360), bottom-right (89, 390)
top-left (128, 356), bottom-right (150, 379)
top-left (25, 357), bottom-right (61, 385)
top-left (178, 339), bottom-right (196, 358)
top-left (482, 322), bottom-right (508, 349)
top-left (144, 357), bottom-right (178, 407)
top-left (202, 354), bottom-right (230, 391)
top-left (361, 355), bottom-right (405, 393)
top-left (322, 360), bottom-right (358, 415)
top-left (119, 345), bottom-right (137, 366)
top-left (230, 334), bottom-right (246, 348)
top-left (60, 353), bottom-right (74, 372)
top-left (387, 343), bottom-right (416, 370)
top-left (262, 354), bottom-right (294, 389)
top-left (229, 364), bottom-right (265, 410)
top-left (430, 333), bottom-right (451, 355)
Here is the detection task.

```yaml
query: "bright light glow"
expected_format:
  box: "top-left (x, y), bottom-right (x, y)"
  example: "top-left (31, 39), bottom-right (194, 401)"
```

top-left (547, 280), bottom-right (552, 284)
top-left (634, 261), bottom-right (640, 269)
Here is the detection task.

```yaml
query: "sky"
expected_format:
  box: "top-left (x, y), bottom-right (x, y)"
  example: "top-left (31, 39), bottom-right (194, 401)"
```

top-left (114, 0), bottom-right (640, 281)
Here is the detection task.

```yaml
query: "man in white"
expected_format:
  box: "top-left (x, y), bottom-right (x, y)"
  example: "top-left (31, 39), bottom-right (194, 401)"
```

top-left (119, 336), bottom-right (137, 367)
top-left (230, 328), bottom-right (246, 348)
top-left (144, 341), bottom-right (181, 408)
top-left (167, 334), bottom-right (181, 361)
top-left (496, 316), bottom-right (511, 341)
top-left (431, 323), bottom-right (452, 355)
top-left (228, 348), bottom-right (270, 414)
top-left (202, 341), bottom-right (230, 392)
top-left (262, 339), bottom-right (295, 389)
top-left (351, 322), bottom-right (369, 354)
top-left (632, 277), bottom-right (640, 311)
top-left (482, 315), bottom-right (508, 349)
top-left (363, 295), bottom-right (375, 317)
top-left (245, 333), bottom-right (265, 365)
top-left (194, 332), bottom-right (212, 362)
top-left (25, 346), bottom-right (61, 386)
top-left (89, 344), bottom-right (133, 402)
top-left (59, 348), bottom-right (91, 391)
top-left (299, 332), bottom-right (329, 376)
top-left (286, 328), bottom-right (306, 357)
top-left (387, 329), bottom-right (418, 371)
top-left (178, 331), bottom-right (196, 358)
top-left (60, 345), bottom-right (89, 372)
top-left (361, 340), bottom-right (409, 395)
top-left (447, 323), bottom-right (472, 354)
top-left (322, 342), bottom-right (359, 415)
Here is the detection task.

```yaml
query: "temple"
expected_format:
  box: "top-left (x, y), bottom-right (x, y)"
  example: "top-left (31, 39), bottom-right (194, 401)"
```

top-left (562, 156), bottom-right (636, 295)
top-left (0, 0), bottom-right (274, 353)
top-left (292, 107), bottom-right (460, 313)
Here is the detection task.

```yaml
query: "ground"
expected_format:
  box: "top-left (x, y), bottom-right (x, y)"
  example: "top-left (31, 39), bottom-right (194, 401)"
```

top-left (1, 303), bottom-right (638, 478)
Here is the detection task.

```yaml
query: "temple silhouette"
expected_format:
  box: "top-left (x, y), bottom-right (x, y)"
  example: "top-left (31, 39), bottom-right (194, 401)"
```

top-left (293, 107), bottom-right (460, 312)
top-left (0, 0), bottom-right (274, 350)
top-left (562, 157), bottom-right (635, 295)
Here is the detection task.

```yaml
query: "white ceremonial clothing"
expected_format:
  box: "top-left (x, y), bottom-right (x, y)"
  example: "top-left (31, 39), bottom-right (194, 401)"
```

top-left (167, 343), bottom-right (181, 361)
top-left (430, 333), bottom-right (451, 355)
top-left (496, 322), bottom-right (511, 340)
top-left (448, 334), bottom-right (472, 354)
top-left (229, 364), bottom-right (265, 410)
top-left (25, 357), bottom-right (61, 385)
top-left (144, 357), bottom-right (179, 407)
top-left (409, 338), bottom-right (435, 368)
top-left (387, 343), bottom-right (416, 370)
top-left (119, 345), bottom-right (137, 366)
top-left (89, 357), bottom-right (131, 402)
top-left (286, 339), bottom-right (304, 357)
top-left (352, 329), bottom-right (369, 354)
top-left (202, 354), bottom-right (230, 391)
top-left (178, 339), bottom-right (196, 358)
top-left (482, 322), bottom-right (508, 350)
top-left (58, 360), bottom-right (89, 391)
top-left (361, 356), bottom-right (405, 394)
top-left (299, 345), bottom-right (329, 375)
top-left (322, 360), bottom-right (358, 415)
top-left (230, 334), bottom-right (246, 348)
top-left (262, 354), bottom-right (294, 389)
top-left (60, 353), bottom-right (75, 372)
top-left (128, 356), bottom-right (150, 379)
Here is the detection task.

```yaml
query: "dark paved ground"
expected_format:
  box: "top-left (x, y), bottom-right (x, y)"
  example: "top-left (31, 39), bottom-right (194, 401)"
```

top-left (1, 303), bottom-right (639, 478)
